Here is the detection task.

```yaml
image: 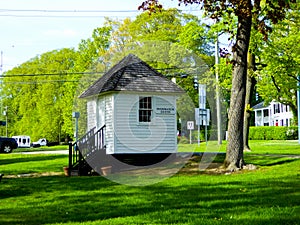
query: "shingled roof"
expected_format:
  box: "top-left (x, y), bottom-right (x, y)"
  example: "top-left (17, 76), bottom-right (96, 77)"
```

top-left (252, 101), bottom-right (266, 110)
top-left (79, 54), bottom-right (184, 98)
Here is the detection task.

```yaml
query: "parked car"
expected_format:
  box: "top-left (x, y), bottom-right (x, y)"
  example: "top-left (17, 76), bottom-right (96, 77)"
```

top-left (12, 135), bottom-right (31, 148)
top-left (31, 138), bottom-right (47, 148)
top-left (0, 137), bottom-right (18, 153)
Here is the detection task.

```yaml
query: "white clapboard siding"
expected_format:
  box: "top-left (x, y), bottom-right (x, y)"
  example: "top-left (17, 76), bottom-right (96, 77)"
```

top-left (105, 94), bottom-right (114, 154)
top-left (87, 99), bottom-right (97, 131)
top-left (155, 95), bottom-right (177, 152)
top-left (96, 97), bottom-right (105, 128)
top-left (113, 93), bottom-right (177, 154)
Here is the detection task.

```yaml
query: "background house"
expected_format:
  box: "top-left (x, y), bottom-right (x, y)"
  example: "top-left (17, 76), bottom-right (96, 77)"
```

top-left (252, 101), bottom-right (293, 126)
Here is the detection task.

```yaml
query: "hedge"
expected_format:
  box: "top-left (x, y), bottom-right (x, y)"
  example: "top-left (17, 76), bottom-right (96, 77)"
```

top-left (249, 126), bottom-right (298, 140)
top-left (179, 126), bottom-right (298, 142)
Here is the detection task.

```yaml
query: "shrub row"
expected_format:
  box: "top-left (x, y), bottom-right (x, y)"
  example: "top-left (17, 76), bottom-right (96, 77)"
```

top-left (249, 126), bottom-right (298, 140)
top-left (179, 126), bottom-right (298, 142)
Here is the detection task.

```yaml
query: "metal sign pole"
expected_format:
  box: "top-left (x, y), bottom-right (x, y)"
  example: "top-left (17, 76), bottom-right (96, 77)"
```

top-left (187, 121), bottom-right (194, 145)
top-left (199, 84), bottom-right (206, 145)
top-left (205, 120), bottom-right (208, 145)
top-left (198, 121), bottom-right (200, 146)
top-left (72, 112), bottom-right (80, 142)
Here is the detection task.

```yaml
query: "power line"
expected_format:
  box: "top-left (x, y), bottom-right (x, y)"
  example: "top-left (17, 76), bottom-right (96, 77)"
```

top-left (0, 8), bottom-right (200, 13)
top-left (2, 80), bottom-right (79, 84)
top-left (0, 65), bottom-right (209, 78)
top-left (0, 71), bottom-right (104, 78)
top-left (0, 8), bottom-right (140, 18)
top-left (0, 9), bottom-right (140, 13)
top-left (0, 8), bottom-right (201, 18)
top-left (0, 14), bottom-right (135, 18)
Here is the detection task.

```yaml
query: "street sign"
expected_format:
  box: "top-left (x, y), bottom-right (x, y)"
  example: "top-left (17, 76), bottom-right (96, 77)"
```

top-left (198, 84), bottom-right (206, 109)
top-left (195, 108), bottom-right (210, 126)
top-left (187, 121), bottom-right (194, 130)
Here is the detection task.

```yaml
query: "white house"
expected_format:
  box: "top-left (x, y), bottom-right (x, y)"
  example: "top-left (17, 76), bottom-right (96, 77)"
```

top-left (79, 54), bottom-right (184, 155)
top-left (252, 101), bottom-right (293, 126)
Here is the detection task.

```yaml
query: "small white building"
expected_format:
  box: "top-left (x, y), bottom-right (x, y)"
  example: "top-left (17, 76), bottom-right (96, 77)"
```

top-left (252, 101), bottom-right (293, 126)
top-left (79, 54), bottom-right (184, 154)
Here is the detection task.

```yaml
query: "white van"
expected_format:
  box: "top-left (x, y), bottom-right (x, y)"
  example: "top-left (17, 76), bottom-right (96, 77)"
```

top-left (12, 135), bottom-right (31, 148)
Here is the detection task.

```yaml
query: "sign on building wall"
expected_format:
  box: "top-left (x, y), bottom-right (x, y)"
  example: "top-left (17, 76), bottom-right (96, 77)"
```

top-left (155, 107), bottom-right (175, 115)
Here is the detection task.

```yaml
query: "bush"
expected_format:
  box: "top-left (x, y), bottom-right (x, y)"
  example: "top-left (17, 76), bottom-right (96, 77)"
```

top-left (178, 136), bottom-right (189, 144)
top-left (249, 126), bottom-right (298, 140)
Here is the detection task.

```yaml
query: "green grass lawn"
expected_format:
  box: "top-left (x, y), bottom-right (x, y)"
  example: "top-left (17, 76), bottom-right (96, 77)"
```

top-left (178, 140), bottom-right (300, 155)
top-left (13, 145), bottom-right (68, 153)
top-left (0, 140), bottom-right (299, 225)
top-left (0, 153), bottom-right (68, 175)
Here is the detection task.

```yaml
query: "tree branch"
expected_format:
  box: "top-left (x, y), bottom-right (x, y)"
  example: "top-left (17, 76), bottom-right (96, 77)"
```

top-left (271, 75), bottom-right (281, 93)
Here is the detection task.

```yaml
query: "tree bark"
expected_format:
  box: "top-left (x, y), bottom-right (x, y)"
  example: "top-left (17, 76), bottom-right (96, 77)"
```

top-left (225, 13), bottom-right (252, 171)
top-left (243, 53), bottom-right (257, 152)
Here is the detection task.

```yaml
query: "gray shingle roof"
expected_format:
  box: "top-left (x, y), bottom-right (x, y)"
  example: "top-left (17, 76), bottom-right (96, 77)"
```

top-left (79, 54), bottom-right (184, 98)
top-left (252, 101), bottom-right (266, 110)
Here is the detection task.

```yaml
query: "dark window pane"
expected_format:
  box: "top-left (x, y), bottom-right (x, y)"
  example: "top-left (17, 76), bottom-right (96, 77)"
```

top-left (139, 97), bottom-right (152, 122)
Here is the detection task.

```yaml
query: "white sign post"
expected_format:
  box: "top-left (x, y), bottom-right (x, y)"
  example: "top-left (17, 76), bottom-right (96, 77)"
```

top-left (197, 84), bottom-right (208, 146)
top-left (187, 121), bottom-right (194, 144)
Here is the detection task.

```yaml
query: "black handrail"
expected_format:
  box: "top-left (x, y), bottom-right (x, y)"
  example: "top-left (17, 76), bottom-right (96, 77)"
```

top-left (68, 125), bottom-right (106, 176)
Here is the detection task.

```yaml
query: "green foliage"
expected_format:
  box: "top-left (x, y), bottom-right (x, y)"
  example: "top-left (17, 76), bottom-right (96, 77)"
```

top-left (256, 10), bottom-right (300, 122)
top-left (249, 126), bottom-right (298, 140)
top-left (77, 26), bottom-right (112, 71)
top-left (178, 135), bottom-right (189, 144)
top-left (1, 49), bottom-right (80, 142)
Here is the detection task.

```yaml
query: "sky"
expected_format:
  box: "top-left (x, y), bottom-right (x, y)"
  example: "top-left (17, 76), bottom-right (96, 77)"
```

top-left (0, 0), bottom-right (201, 73)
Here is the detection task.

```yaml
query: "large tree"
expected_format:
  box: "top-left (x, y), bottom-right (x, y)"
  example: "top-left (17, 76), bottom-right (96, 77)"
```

top-left (103, 9), bottom-right (213, 105)
top-left (139, 0), bottom-right (296, 170)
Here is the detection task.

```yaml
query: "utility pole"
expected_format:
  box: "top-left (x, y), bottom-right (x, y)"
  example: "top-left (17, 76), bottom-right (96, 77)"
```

top-left (72, 112), bottom-right (80, 142)
top-left (0, 51), bottom-right (3, 72)
top-left (3, 106), bottom-right (8, 137)
top-left (215, 36), bottom-right (222, 145)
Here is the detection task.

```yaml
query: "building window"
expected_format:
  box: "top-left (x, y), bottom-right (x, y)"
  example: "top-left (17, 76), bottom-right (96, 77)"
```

top-left (139, 97), bottom-right (152, 122)
top-left (274, 104), bottom-right (280, 114)
top-left (263, 109), bottom-right (269, 117)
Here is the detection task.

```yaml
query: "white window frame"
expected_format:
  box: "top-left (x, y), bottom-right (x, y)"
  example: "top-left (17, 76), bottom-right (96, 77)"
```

top-left (138, 96), bottom-right (153, 123)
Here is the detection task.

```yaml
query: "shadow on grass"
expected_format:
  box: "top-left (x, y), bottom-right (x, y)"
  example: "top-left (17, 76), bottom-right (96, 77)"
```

top-left (0, 168), bottom-right (299, 225)
top-left (245, 155), bottom-right (299, 167)
top-left (0, 155), bottom-right (67, 166)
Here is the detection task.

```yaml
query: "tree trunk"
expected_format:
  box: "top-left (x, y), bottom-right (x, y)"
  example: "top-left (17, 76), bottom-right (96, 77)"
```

top-left (224, 13), bottom-right (252, 171)
top-left (243, 53), bottom-right (257, 152)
